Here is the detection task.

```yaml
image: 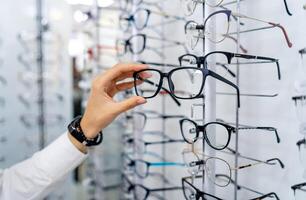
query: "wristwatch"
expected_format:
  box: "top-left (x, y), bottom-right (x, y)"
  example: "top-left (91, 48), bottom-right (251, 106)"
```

top-left (68, 116), bottom-right (103, 146)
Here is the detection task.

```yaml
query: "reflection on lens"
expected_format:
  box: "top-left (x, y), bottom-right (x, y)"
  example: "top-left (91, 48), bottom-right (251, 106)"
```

top-left (205, 157), bottom-right (231, 187)
top-left (134, 185), bottom-right (148, 200)
top-left (185, 21), bottom-right (200, 49)
top-left (182, 150), bottom-right (201, 176)
top-left (205, 12), bottom-right (229, 43)
top-left (205, 123), bottom-right (230, 150)
top-left (134, 9), bottom-right (149, 30)
top-left (205, 53), bottom-right (232, 78)
top-left (135, 70), bottom-right (161, 98)
top-left (170, 68), bottom-right (203, 99)
top-left (183, 179), bottom-right (197, 200)
top-left (135, 160), bottom-right (148, 178)
top-left (180, 55), bottom-right (198, 68)
top-left (181, 119), bottom-right (198, 143)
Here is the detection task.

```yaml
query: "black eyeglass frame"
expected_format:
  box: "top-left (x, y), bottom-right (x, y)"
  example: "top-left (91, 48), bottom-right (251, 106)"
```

top-left (178, 51), bottom-right (281, 80)
top-left (133, 67), bottom-right (240, 106)
top-left (179, 118), bottom-right (235, 150)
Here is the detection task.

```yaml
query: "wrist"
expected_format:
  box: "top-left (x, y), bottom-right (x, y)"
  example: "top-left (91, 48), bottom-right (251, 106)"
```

top-left (68, 132), bottom-right (88, 154)
top-left (80, 117), bottom-right (100, 139)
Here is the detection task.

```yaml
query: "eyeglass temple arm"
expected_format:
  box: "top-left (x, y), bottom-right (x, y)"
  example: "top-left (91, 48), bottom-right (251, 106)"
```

top-left (137, 60), bottom-right (182, 68)
top-left (291, 182), bottom-right (306, 194)
top-left (137, 78), bottom-right (181, 106)
top-left (148, 139), bottom-right (185, 145)
top-left (207, 70), bottom-right (240, 107)
top-left (268, 22), bottom-right (293, 48)
top-left (233, 53), bottom-right (281, 80)
top-left (283, 0), bottom-right (292, 16)
top-left (251, 192), bottom-right (280, 200)
top-left (150, 186), bottom-right (183, 192)
top-left (238, 126), bottom-right (280, 143)
top-left (266, 158), bottom-right (285, 168)
top-left (217, 119), bottom-right (280, 143)
top-left (224, 147), bottom-right (284, 169)
top-left (231, 12), bottom-right (293, 48)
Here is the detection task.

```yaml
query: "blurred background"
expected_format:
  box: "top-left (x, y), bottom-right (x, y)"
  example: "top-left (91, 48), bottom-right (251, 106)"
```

top-left (0, 0), bottom-right (306, 199)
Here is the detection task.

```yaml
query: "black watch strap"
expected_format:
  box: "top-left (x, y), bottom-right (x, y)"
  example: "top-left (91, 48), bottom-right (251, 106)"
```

top-left (68, 116), bottom-right (103, 146)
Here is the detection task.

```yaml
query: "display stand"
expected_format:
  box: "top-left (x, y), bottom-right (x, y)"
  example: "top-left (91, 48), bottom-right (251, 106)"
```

top-left (36, 0), bottom-right (46, 150)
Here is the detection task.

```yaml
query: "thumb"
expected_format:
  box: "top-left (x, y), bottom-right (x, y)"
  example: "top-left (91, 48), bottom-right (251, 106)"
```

top-left (115, 96), bottom-right (147, 114)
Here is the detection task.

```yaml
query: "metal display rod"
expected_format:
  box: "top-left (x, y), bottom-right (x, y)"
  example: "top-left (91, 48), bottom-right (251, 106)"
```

top-left (36, 0), bottom-right (46, 150)
top-left (234, 0), bottom-right (241, 199)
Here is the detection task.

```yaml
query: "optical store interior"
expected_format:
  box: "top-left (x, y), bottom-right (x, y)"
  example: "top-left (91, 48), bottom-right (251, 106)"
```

top-left (2, 0), bottom-right (306, 199)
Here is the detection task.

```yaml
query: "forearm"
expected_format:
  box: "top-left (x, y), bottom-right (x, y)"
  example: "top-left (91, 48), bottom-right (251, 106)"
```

top-left (0, 133), bottom-right (87, 200)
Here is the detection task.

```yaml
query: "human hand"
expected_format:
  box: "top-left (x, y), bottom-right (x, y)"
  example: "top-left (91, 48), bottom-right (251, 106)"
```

top-left (80, 63), bottom-right (148, 139)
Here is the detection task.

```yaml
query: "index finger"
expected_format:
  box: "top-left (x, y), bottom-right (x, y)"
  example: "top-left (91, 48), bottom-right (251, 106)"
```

top-left (101, 63), bottom-right (148, 83)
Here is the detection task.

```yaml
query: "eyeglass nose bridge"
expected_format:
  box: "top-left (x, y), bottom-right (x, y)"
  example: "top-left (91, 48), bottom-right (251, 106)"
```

top-left (160, 73), bottom-right (175, 92)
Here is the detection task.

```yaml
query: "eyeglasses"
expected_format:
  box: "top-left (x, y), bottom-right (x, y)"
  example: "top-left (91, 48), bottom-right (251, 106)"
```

top-left (178, 51), bottom-right (281, 80)
top-left (180, 118), bottom-right (234, 150)
top-left (184, 20), bottom-right (248, 51)
top-left (183, 175), bottom-right (280, 200)
top-left (182, 175), bottom-right (223, 200)
top-left (123, 153), bottom-right (185, 178)
top-left (215, 174), bottom-right (280, 200)
top-left (116, 34), bottom-right (186, 57)
top-left (119, 8), bottom-right (185, 31)
top-left (184, 10), bottom-right (292, 49)
top-left (182, 147), bottom-right (284, 187)
top-left (122, 173), bottom-right (182, 200)
top-left (133, 67), bottom-right (240, 106)
top-left (292, 182), bottom-right (306, 200)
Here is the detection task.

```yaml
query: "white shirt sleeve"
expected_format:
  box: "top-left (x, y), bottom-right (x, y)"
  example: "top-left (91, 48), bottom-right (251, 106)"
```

top-left (0, 132), bottom-right (88, 200)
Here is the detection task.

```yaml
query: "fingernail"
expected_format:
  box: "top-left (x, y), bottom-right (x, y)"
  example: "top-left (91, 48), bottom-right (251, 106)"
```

top-left (140, 72), bottom-right (152, 79)
top-left (137, 98), bottom-right (147, 104)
